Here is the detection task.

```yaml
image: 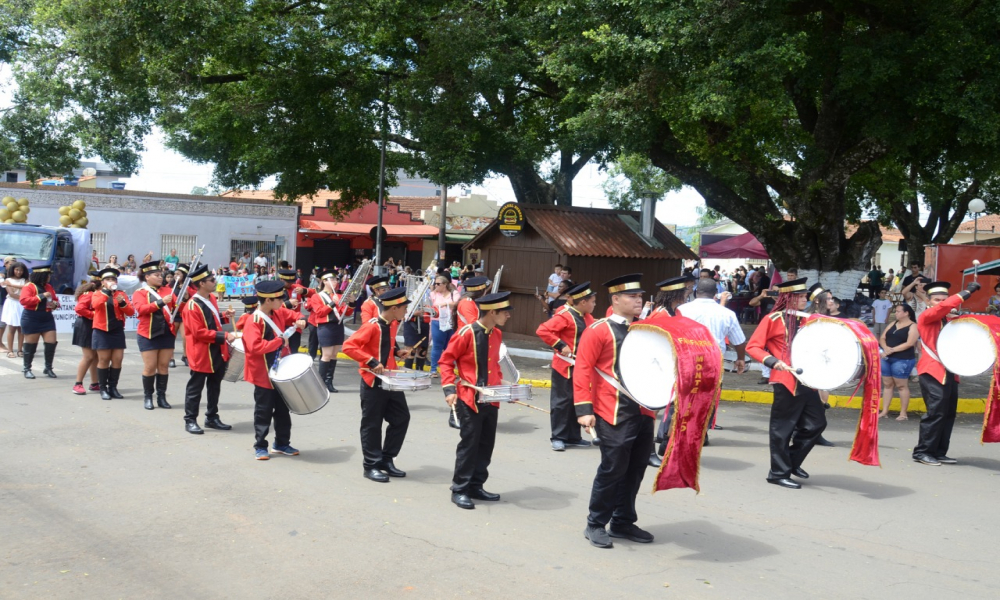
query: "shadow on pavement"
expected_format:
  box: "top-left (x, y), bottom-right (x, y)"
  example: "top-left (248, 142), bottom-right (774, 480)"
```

top-left (809, 474), bottom-right (914, 500)
top-left (699, 456), bottom-right (755, 472)
top-left (409, 403), bottom-right (450, 414)
top-left (715, 425), bottom-right (767, 435)
top-left (496, 416), bottom-right (539, 435)
top-left (958, 457), bottom-right (1000, 473)
top-left (703, 438), bottom-right (767, 448)
top-left (645, 520), bottom-right (779, 562)
top-left (296, 446), bottom-right (356, 465)
top-left (502, 486), bottom-right (577, 510)
top-left (405, 464), bottom-right (453, 484)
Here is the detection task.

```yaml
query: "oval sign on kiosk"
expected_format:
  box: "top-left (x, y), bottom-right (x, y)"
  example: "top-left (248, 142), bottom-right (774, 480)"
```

top-left (497, 202), bottom-right (524, 238)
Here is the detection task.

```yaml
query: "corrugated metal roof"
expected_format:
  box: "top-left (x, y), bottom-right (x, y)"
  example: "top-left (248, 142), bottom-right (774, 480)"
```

top-left (505, 205), bottom-right (696, 259)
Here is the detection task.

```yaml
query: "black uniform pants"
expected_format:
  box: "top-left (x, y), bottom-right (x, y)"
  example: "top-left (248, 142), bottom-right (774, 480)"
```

top-left (307, 324), bottom-right (320, 358)
top-left (914, 373), bottom-right (958, 458)
top-left (451, 400), bottom-right (498, 493)
top-left (288, 331), bottom-right (302, 354)
top-left (184, 365), bottom-right (225, 422)
top-left (254, 385), bottom-right (291, 449)
top-left (587, 415), bottom-right (654, 528)
top-left (360, 381), bottom-right (410, 468)
top-left (768, 384), bottom-right (826, 479)
top-left (550, 369), bottom-right (582, 443)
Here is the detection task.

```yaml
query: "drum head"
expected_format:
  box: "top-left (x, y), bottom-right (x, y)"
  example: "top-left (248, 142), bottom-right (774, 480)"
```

top-left (270, 353), bottom-right (312, 381)
top-left (939, 319), bottom-right (997, 377)
top-left (231, 338), bottom-right (244, 352)
top-left (790, 320), bottom-right (862, 390)
top-left (619, 328), bottom-right (676, 410)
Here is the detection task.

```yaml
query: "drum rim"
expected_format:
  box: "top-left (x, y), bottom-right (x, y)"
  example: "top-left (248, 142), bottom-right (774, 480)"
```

top-left (938, 316), bottom-right (997, 376)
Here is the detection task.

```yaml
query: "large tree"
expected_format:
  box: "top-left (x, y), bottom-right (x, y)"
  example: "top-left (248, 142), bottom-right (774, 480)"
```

top-left (546, 0), bottom-right (1000, 279)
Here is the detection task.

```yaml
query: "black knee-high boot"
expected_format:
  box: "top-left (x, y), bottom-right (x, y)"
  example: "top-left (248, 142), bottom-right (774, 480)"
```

top-left (142, 375), bottom-right (155, 410)
top-left (319, 360), bottom-right (334, 393)
top-left (42, 342), bottom-right (58, 378)
top-left (328, 359), bottom-right (338, 393)
top-left (404, 358), bottom-right (414, 370)
top-left (415, 356), bottom-right (426, 371)
top-left (98, 368), bottom-right (111, 400)
top-left (22, 342), bottom-right (38, 379)
top-left (156, 373), bottom-right (172, 409)
top-left (108, 367), bottom-right (124, 399)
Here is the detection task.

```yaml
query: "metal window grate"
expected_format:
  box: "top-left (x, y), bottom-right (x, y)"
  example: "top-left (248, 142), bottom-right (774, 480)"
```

top-left (230, 238), bottom-right (286, 275)
top-left (90, 232), bottom-right (107, 263)
top-left (161, 234), bottom-right (198, 263)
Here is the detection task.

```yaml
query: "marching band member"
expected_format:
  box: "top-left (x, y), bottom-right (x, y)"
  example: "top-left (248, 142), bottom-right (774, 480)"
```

top-left (19, 265), bottom-right (59, 379)
top-left (133, 261), bottom-right (176, 410)
top-left (439, 291), bottom-right (513, 510)
top-left (279, 268), bottom-right (314, 353)
top-left (342, 287), bottom-right (413, 483)
top-left (575, 274), bottom-right (655, 548)
top-left (359, 275), bottom-right (391, 322)
top-left (91, 268), bottom-right (135, 399)
top-left (242, 280), bottom-right (298, 461)
top-left (307, 270), bottom-right (353, 393)
top-left (235, 296), bottom-right (258, 332)
top-left (402, 301), bottom-right (430, 373)
top-left (456, 276), bottom-right (488, 328)
top-left (745, 277), bottom-right (824, 489)
top-left (173, 263), bottom-right (191, 368)
top-left (71, 272), bottom-right (102, 395)
top-left (912, 280), bottom-right (980, 466)
top-left (536, 281), bottom-right (596, 451)
top-left (181, 265), bottom-right (236, 435)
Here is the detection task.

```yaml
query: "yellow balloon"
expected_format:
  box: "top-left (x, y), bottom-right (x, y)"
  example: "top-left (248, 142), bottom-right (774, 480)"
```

top-left (59, 215), bottom-right (72, 226)
top-left (4, 201), bottom-right (15, 211)
top-left (76, 216), bottom-right (89, 227)
top-left (21, 206), bottom-right (29, 214)
top-left (0, 209), bottom-right (8, 220)
top-left (79, 209), bottom-right (87, 218)
top-left (12, 210), bottom-right (26, 222)
top-left (3, 219), bottom-right (14, 224)
top-left (72, 200), bottom-right (86, 210)
top-left (1, 196), bottom-right (13, 204)
top-left (68, 208), bottom-right (81, 220)
top-left (17, 198), bottom-right (28, 206)
top-left (58, 206), bottom-right (70, 215)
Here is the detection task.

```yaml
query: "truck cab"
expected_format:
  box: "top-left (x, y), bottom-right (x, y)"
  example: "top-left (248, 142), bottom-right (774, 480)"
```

top-left (0, 224), bottom-right (78, 294)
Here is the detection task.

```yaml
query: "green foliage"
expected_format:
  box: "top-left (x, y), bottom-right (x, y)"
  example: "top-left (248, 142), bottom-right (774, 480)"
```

top-left (602, 153), bottom-right (680, 211)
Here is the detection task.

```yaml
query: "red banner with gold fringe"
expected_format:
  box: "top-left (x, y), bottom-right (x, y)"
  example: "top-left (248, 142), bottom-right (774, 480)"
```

top-left (827, 317), bottom-right (882, 466)
top-left (632, 314), bottom-right (723, 494)
top-left (950, 315), bottom-right (1000, 443)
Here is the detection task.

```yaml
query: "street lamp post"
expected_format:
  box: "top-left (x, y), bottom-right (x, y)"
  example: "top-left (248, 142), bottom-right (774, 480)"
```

top-left (970, 198), bottom-right (986, 244)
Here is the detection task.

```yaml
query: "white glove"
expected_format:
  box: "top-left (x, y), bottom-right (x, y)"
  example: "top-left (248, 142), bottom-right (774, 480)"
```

top-left (281, 326), bottom-right (296, 340)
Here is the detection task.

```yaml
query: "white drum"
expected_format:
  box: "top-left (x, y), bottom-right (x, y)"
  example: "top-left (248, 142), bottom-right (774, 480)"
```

top-left (498, 343), bottom-right (520, 384)
top-left (938, 317), bottom-right (998, 377)
top-left (619, 328), bottom-right (677, 410)
top-left (375, 369), bottom-right (433, 391)
top-left (790, 319), bottom-right (863, 390)
top-left (223, 338), bottom-right (245, 383)
top-left (476, 384), bottom-right (534, 403)
top-left (270, 354), bottom-right (330, 415)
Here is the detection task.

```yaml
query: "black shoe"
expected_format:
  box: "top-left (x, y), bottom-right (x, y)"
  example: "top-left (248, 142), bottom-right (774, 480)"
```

top-left (144, 395), bottom-right (154, 410)
top-left (100, 387), bottom-right (111, 400)
top-left (792, 467), bottom-right (809, 479)
top-left (364, 468), bottom-right (390, 483)
top-left (711, 424), bottom-right (724, 430)
top-left (169, 359), bottom-right (176, 368)
top-left (157, 396), bottom-right (172, 409)
top-left (379, 458), bottom-right (406, 478)
top-left (937, 456), bottom-right (958, 465)
top-left (584, 526), bottom-right (613, 548)
top-left (448, 412), bottom-right (461, 430)
top-left (155, 374), bottom-right (171, 408)
top-left (186, 421), bottom-right (204, 435)
top-left (648, 452), bottom-right (662, 468)
top-left (609, 523), bottom-right (654, 543)
top-left (329, 385), bottom-right (338, 393)
top-left (23, 369), bottom-right (35, 380)
top-left (767, 477), bottom-right (801, 489)
top-left (565, 439), bottom-right (592, 448)
top-left (43, 367), bottom-right (57, 378)
top-left (816, 436), bottom-right (835, 447)
top-left (109, 388), bottom-right (124, 399)
top-left (913, 454), bottom-right (941, 466)
top-left (551, 440), bottom-right (566, 452)
top-left (182, 356), bottom-right (188, 366)
top-left (703, 435), bottom-right (710, 447)
top-left (204, 417), bottom-right (232, 431)
top-left (451, 493), bottom-right (475, 509)
top-left (468, 488), bottom-right (500, 501)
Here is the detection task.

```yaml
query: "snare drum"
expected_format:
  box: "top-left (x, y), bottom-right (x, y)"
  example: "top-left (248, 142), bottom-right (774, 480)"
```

top-left (938, 316), bottom-right (999, 377)
top-left (375, 369), bottom-right (433, 391)
top-left (223, 338), bottom-right (245, 383)
top-left (498, 343), bottom-right (520, 384)
top-left (790, 318), bottom-right (864, 390)
top-left (475, 384), bottom-right (534, 403)
top-left (270, 354), bottom-right (330, 415)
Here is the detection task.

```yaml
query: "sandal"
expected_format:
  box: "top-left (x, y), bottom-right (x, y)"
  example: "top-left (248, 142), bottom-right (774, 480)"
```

top-left (896, 414), bottom-right (908, 421)
top-left (5, 351), bottom-right (14, 359)
top-left (17, 351), bottom-right (23, 358)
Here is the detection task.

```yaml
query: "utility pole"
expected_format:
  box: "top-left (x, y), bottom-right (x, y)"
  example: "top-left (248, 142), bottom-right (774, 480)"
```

top-left (374, 74), bottom-right (389, 275)
top-left (438, 184), bottom-right (448, 263)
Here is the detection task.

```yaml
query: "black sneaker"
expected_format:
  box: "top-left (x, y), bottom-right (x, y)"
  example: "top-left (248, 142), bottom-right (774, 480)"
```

top-left (609, 523), bottom-right (654, 543)
top-left (936, 456), bottom-right (958, 465)
top-left (913, 454), bottom-right (941, 466)
top-left (584, 526), bottom-right (613, 548)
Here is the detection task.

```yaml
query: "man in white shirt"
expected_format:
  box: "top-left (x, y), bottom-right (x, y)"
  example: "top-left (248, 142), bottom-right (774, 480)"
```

top-left (253, 253), bottom-right (268, 276)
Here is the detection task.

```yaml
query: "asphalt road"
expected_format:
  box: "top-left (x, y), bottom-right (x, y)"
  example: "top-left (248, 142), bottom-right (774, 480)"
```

top-left (2, 334), bottom-right (999, 599)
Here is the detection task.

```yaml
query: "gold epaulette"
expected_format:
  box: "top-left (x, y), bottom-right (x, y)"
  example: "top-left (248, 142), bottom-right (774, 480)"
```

top-left (769, 312), bottom-right (783, 321)
top-left (590, 318), bottom-right (609, 328)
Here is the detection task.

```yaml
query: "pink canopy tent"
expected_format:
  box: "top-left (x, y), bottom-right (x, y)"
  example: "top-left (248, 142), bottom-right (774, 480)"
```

top-left (699, 231), bottom-right (769, 259)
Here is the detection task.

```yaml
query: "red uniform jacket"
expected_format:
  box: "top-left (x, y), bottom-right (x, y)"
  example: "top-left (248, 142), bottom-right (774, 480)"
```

top-left (284, 284), bottom-right (314, 331)
top-left (342, 317), bottom-right (401, 387)
top-left (746, 310), bottom-right (805, 394)
top-left (133, 286), bottom-right (176, 339)
top-left (182, 294), bottom-right (231, 374)
top-left (75, 291), bottom-right (95, 320)
top-left (20, 282), bottom-right (58, 312)
top-left (439, 322), bottom-right (503, 411)
top-left (242, 311), bottom-right (289, 389)
top-left (456, 297), bottom-right (479, 328)
top-left (91, 289), bottom-right (136, 331)
top-left (307, 290), bottom-right (354, 326)
top-left (917, 293), bottom-right (965, 384)
top-left (235, 312), bottom-right (253, 333)
top-left (360, 297), bottom-right (379, 323)
top-left (536, 306), bottom-right (594, 378)
top-left (273, 306), bottom-right (303, 334)
top-left (574, 317), bottom-right (655, 425)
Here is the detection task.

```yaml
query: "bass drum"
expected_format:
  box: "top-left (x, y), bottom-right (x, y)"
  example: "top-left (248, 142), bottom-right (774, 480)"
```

top-left (223, 338), bottom-right (245, 383)
top-left (270, 354), bottom-right (330, 415)
top-left (790, 318), bottom-right (863, 391)
top-left (938, 316), bottom-right (998, 377)
top-left (618, 327), bottom-right (676, 410)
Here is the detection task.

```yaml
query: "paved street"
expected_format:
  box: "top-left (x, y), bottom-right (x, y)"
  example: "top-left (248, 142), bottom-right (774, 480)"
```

top-left (3, 334), bottom-right (999, 599)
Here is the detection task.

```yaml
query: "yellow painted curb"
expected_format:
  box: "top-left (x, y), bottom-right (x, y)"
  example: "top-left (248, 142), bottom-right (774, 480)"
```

top-left (719, 389), bottom-right (988, 414)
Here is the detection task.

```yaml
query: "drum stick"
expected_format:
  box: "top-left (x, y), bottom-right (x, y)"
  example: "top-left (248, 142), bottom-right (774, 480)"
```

top-left (512, 400), bottom-right (550, 414)
top-left (451, 403), bottom-right (460, 428)
top-left (974, 259), bottom-right (981, 283)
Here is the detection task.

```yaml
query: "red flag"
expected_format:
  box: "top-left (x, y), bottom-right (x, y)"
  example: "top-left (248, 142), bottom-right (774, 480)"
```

top-left (826, 317), bottom-right (882, 466)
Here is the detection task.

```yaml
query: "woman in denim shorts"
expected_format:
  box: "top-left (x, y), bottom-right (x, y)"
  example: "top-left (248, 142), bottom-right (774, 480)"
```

top-left (879, 303), bottom-right (918, 420)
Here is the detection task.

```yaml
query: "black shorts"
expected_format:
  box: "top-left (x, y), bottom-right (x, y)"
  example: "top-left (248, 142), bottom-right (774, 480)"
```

top-left (317, 321), bottom-right (345, 347)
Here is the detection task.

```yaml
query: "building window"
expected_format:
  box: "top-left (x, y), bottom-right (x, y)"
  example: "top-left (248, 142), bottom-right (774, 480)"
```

top-left (230, 239), bottom-right (284, 273)
top-left (161, 234), bottom-right (198, 263)
top-left (91, 232), bottom-right (107, 263)
top-left (5, 172), bottom-right (17, 183)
